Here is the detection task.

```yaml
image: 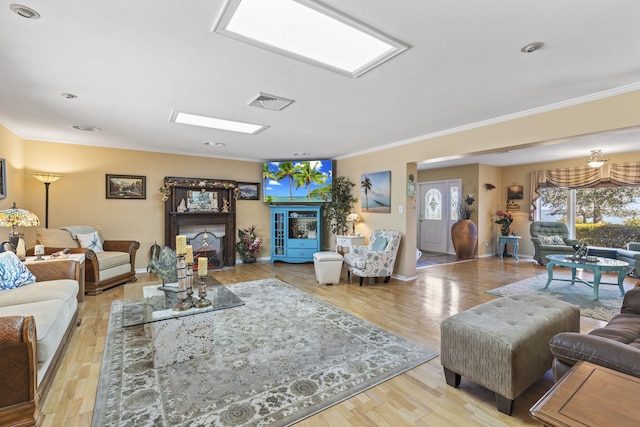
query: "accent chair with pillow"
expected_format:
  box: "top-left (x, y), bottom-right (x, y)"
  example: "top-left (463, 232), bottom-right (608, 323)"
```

top-left (32, 225), bottom-right (140, 294)
top-left (343, 229), bottom-right (401, 286)
top-left (530, 221), bottom-right (580, 265)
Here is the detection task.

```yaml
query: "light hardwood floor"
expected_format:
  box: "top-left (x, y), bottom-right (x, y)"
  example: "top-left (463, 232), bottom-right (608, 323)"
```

top-left (40, 256), bottom-right (625, 427)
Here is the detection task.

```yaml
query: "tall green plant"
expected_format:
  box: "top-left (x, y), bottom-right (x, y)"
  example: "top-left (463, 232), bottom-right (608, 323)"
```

top-left (322, 176), bottom-right (358, 235)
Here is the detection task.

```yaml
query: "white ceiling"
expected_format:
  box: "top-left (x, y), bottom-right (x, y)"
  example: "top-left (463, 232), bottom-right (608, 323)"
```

top-left (1, 1), bottom-right (640, 168)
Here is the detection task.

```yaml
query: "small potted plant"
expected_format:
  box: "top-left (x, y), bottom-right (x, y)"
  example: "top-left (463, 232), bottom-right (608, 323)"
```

top-left (236, 225), bottom-right (262, 263)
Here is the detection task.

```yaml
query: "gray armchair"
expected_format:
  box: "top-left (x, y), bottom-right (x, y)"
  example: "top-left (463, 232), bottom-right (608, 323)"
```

top-left (530, 221), bottom-right (579, 265)
top-left (343, 229), bottom-right (401, 285)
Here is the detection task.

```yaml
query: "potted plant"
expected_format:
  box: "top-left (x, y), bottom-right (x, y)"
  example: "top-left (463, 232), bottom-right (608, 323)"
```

top-left (236, 225), bottom-right (262, 263)
top-left (495, 209), bottom-right (514, 236)
top-left (451, 193), bottom-right (477, 259)
top-left (321, 176), bottom-right (358, 236)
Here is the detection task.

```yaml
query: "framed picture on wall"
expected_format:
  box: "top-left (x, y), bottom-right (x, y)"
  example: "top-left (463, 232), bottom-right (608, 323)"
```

top-left (507, 185), bottom-right (524, 200)
top-left (237, 182), bottom-right (260, 200)
top-left (0, 158), bottom-right (6, 200)
top-left (187, 190), bottom-right (219, 211)
top-left (106, 174), bottom-right (146, 199)
top-left (361, 170), bottom-right (391, 213)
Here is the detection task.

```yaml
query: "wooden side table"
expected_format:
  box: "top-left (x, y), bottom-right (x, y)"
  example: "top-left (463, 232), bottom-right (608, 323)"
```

top-left (24, 254), bottom-right (86, 302)
top-left (530, 361), bottom-right (640, 426)
top-left (335, 235), bottom-right (365, 254)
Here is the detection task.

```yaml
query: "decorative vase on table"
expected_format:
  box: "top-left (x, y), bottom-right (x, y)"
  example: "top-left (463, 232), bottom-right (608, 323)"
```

top-left (500, 225), bottom-right (510, 236)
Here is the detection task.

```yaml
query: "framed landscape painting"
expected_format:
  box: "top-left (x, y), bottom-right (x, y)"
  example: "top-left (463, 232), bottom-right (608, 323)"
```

top-left (237, 182), bottom-right (260, 200)
top-left (361, 170), bottom-right (391, 213)
top-left (106, 174), bottom-right (146, 199)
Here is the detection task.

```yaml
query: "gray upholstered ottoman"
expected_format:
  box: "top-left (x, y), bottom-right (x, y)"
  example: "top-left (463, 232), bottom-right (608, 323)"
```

top-left (440, 294), bottom-right (580, 415)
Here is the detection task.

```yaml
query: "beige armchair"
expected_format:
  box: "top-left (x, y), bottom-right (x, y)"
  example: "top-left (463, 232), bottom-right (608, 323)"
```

top-left (30, 225), bottom-right (139, 294)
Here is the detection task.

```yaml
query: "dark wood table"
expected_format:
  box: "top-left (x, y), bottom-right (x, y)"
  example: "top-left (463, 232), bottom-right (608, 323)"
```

top-left (530, 361), bottom-right (640, 426)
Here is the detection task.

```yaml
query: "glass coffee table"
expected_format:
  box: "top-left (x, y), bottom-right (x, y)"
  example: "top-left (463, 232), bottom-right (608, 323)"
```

top-left (121, 279), bottom-right (244, 368)
top-left (544, 254), bottom-right (629, 300)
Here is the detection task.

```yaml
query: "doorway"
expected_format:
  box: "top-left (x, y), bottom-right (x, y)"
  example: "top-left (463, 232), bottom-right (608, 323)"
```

top-left (418, 179), bottom-right (461, 254)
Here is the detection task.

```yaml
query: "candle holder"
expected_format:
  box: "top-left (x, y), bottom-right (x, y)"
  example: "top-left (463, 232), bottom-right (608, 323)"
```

top-left (194, 276), bottom-right (211, 308)
top-left (173, 254), bottom-right (192, 311)
top-left (185, 263), bottom-right (195, 303)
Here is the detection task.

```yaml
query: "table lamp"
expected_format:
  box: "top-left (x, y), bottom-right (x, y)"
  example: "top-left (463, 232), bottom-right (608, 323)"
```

top-left (0, 202), bottom-right (41, 260)
top-left (346, 213), bottom-right (362, 236)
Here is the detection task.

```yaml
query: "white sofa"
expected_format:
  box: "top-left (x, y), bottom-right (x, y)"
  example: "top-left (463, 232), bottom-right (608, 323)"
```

top-left (0, 254), bottom-right (79, 426)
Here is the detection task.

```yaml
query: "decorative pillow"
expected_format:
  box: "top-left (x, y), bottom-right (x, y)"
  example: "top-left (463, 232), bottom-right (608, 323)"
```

top-left (77, 231), bottom-right (104, 253)
top-left (0, 251), bottom-right (36, 290)
top-left (539, 235), bottom-right (565, 245)
top-left (371, 237), bottom-right (388, 251)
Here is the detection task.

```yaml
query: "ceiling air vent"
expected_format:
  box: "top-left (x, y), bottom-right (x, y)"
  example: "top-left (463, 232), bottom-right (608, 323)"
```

top-left (248, 93), bottom-right (294, 111)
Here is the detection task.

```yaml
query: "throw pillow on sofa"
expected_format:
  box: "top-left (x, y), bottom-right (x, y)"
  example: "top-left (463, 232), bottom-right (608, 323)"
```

top-left (0, 251), bottom-right (36, 290)
top-left (77, 231), bottom-right (104, 253)
top-left (539, 235), bottom-right (565, 245)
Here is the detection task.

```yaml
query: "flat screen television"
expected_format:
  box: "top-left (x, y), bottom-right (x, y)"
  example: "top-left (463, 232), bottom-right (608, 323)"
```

top-left (262, 160), bottom-right (334, 203)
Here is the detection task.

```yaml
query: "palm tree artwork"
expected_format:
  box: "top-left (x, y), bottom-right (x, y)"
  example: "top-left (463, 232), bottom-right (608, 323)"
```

top-left (262, 160), bottom-right (333, 203)
top-left (360, 171), bottom-right (391, 213)
top-left (276, 162), bottom-right (297, 201)
top-left (294, 161), bottom-right (327, 201)
top-left (361, 176), bottom-right (372, 210)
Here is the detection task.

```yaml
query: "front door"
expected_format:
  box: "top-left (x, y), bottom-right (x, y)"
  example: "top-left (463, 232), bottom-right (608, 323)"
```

top-left (418, 181), bottom-right (449, 253)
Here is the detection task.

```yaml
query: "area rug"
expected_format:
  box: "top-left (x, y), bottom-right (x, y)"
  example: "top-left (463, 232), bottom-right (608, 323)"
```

top-left (486, 275), bottom-right (626, 321)
top-left (92, 278), bottom-right (437, 427)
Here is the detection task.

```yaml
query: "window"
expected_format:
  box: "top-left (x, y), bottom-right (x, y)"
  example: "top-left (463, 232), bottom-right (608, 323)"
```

top-left (424, 189), bottom-right (442, 220)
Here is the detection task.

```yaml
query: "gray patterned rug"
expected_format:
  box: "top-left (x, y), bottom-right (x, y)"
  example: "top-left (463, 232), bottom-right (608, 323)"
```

top-left (486, 274), bottom-right (628, 321)
top-left (92, 278), bottom-right (437, 426)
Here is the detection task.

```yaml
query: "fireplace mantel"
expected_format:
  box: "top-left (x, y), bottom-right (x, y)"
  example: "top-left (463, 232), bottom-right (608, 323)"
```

top-left (163, 177), bottom-right (237, 267)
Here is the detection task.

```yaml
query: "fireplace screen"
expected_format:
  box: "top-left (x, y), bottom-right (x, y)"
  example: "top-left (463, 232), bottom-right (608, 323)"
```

top-left (187, 229), bottom-right (224, 270)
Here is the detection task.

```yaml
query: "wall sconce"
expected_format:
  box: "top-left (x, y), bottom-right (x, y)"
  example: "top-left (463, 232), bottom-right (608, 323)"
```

top-left (32, 172), bottom-right (63, 228)
top-left (587, 150), bottom-right (608, 168)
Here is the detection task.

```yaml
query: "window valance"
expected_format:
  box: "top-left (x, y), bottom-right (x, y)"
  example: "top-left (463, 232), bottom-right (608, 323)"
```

top-left (529, 161), bottom-right (640, 220)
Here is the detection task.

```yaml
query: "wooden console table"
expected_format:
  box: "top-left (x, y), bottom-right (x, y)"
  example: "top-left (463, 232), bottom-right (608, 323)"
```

top-left (530, 361), bottom-right (640, 426)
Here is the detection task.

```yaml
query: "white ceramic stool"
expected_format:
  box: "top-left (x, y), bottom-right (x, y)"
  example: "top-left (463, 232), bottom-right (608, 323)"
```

top-left (313, 251), bottom-right (343, 285)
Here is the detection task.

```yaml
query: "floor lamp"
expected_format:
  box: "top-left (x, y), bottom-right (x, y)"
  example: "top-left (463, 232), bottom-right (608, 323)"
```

top-left (32, 172), bottom-right (63, 228)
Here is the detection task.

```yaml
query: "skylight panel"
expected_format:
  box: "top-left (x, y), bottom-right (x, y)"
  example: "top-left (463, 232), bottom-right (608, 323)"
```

top-left (213, 0), bottom-right (408, 78)
top-left (170, 111), bottom-right (268, 134)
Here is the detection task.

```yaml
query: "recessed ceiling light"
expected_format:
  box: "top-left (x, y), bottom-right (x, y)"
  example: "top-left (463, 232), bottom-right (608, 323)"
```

top-left (204, 141), bottom-right (226, 147)
top-left (213, 0), bottom-right (409, 78)
top-left (520, 42), bottom-right (543, 53)
top-left (9, 4), bottom-right (40, 19)
top-left (170, 110), bottom-right (268, 135)
top-left (71, 124), bottom-right (101, 132)
top-left (61, 93), bottom-right (78, 99)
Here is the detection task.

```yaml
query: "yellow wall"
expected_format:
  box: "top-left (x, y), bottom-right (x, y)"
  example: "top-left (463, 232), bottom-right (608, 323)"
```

top-left (16, 138), bottom-right (269, 269)
top-left (0, 125), bottom-right (26, 211)
top-left (2, 88), bottom-right (640, 279)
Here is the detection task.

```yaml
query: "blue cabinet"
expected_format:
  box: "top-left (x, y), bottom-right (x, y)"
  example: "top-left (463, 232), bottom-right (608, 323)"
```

top-left (270, 206), bottom-right (322, 263)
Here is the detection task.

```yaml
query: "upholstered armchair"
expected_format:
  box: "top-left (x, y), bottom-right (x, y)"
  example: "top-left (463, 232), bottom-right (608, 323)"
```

top-left (29, 225), bottom-right (140, 294)
top-left (343, 229), bottom-right (401, 286)
top-left (530, 221), bottom-right (579, 265)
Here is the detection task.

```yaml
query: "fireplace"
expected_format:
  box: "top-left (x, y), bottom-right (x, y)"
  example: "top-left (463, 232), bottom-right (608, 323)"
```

top-left (163, 177), bottom-right (237, 267)
top-left (179, 224), bottom-right (225, 270)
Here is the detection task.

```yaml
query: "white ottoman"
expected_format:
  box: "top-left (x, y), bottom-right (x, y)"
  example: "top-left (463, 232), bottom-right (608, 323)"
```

top-left (313, 251), bottom-right (343, 285)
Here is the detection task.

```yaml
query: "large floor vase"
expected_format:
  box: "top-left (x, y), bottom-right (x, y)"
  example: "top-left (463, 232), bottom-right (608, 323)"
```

top-left (451, 219), bottom-right (477, 259)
